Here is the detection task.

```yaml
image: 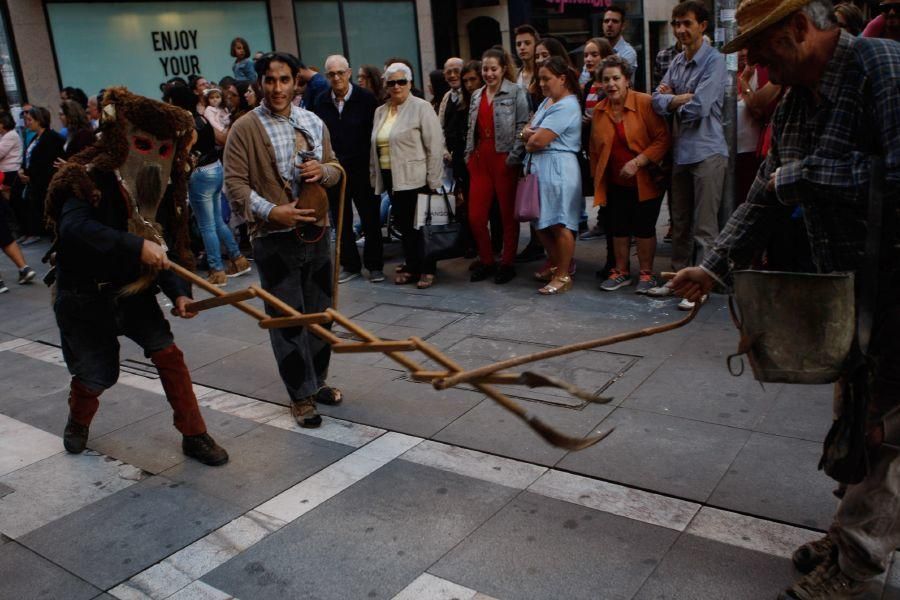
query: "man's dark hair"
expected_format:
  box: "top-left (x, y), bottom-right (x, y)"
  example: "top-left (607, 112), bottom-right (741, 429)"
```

top-left (218, 76), bottom-right (236, 89)
top-left (167, 85), bottom-right (198, 115)
top-left (254, 52), bottom-right (301, 82)
top-left (514, 24), bottom-right (539, 39)
top-left (604, 5), bottom-right (627, 19)
top-left (672, 0), bottom-right (709, 24)
top-left (63, 86), bottom-right (88, 109)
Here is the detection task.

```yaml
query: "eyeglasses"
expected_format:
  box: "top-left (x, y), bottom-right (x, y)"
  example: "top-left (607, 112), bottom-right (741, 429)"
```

top-left (325, 70), bottom-right (349, 79)
top-left (385, 79), bottom-right (409, 87)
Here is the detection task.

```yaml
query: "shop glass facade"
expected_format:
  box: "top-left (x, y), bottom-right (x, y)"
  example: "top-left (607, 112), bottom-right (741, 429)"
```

top-left (294, 0), bottom-right (421, 83)
top-left (0, 5), bottom-right (23, 113)
top-left (46, 1), bottom-right (272, 99)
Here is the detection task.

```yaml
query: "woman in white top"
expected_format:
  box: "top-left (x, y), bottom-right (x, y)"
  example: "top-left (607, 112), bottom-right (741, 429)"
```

top-left (0, 109), bottom-right (35, 292)
top-left (369, 63), bottom-right (444, 288)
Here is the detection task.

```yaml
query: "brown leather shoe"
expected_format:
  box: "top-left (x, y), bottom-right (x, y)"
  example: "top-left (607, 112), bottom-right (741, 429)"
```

top-left (226, 256), bottom-right (251, 278)
top-left (315, 386), bottom-right (343, 406)
top-left (292, 396), bottom-right (322, 428)
top-left (206, 270), bottom-right (227, 287)
top-left (792, 535), bottom-right (834, 574)
top-left (182, 432), bottom-right (229, 466)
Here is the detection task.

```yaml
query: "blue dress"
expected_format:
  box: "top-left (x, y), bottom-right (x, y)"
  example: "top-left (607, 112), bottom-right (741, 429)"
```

top-left (528, 95), bottom-right (583, 231)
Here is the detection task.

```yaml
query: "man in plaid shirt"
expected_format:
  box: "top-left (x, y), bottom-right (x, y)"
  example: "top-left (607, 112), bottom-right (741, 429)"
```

top-left (671, 0), bottom-right (900, 597)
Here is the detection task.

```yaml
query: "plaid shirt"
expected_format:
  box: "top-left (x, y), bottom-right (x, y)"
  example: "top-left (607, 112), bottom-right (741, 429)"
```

top-left (702, 31), bottom-right (900, 286)
top-left (653, 44), bottom-right (679, 91)
top-left (248, 102), bottom-right (327, 231)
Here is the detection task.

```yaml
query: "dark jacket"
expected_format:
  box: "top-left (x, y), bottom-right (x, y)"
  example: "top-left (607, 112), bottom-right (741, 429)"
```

top-left (24, 129), bottom-right (65, 206)
top-left (64, 129), bottom-right (96, 159)
top-left (55, 170), bottom-right (189, 300)
top-left (313, 84), bottom-right (377, 174)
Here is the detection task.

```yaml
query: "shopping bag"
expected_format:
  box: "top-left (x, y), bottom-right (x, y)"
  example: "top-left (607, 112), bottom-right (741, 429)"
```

top-left (514, 158), bottom-right (540, 222)
top-left (415, 188), bottom-right (455, 229)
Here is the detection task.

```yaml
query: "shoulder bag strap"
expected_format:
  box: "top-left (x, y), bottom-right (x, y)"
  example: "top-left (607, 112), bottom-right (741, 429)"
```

top-left (858, 155), bottom-right (886, 356)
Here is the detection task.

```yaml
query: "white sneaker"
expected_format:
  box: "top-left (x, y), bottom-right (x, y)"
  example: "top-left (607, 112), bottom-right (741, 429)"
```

top-left (677, 298), bottom-right (694, 311)
top-left (646, 285), bottom-right (674, 297)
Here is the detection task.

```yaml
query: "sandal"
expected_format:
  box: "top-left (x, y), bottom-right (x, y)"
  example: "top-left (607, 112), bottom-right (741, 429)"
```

top-left (394, 271), bottom-right (419, 285)
top-left (416, 274), bottom-right (436, 289)
top-left (534, 265), bottom-right (557, 282)
top-left (394, 264), bottom-right (407, 273)
top-left (538, 275), bottom-right (573, 295)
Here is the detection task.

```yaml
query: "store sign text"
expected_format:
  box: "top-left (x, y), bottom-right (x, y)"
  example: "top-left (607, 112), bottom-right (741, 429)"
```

top-left (546, 0), bottom-right (612, 11)
top-left (152, 29), bottom-right (201, 77)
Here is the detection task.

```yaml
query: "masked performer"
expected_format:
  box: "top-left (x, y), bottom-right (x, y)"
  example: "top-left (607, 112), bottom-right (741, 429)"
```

top-left (45, 87), bottom-right (229, 466)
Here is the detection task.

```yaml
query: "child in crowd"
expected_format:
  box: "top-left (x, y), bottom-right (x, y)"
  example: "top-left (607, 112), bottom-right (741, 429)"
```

top-left (203, 88), bottom-right (230, 133)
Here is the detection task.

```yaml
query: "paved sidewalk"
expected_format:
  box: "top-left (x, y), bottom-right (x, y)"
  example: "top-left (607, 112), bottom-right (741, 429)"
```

top-left (1, 237), bottom-right (898, 600)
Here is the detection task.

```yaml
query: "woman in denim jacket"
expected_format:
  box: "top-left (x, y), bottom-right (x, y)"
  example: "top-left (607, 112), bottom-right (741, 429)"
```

top-left (464, 48), bottom-right (530, 284)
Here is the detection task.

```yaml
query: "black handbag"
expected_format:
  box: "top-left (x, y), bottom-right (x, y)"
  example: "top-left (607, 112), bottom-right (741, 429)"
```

top-left (419, 187), bottom-right (464, 263)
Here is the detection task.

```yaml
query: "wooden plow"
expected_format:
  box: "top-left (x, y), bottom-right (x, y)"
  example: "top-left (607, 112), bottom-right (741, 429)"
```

top-left (169, 264), bottom-right (700, 451)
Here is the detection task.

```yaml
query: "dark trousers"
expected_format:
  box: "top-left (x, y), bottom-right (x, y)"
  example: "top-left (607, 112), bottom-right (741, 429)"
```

top-left (335, 167), bottom-right (383, 273)
top-left (382, 170), bottom-right (435, 275)
top-left (253, 231), bottom-right (333, 400)
top-left (55, 288), bottom-right (175, 390)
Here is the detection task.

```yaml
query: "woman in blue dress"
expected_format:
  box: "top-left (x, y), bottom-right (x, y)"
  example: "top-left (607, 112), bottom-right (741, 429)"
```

top-left (522, 56), bottom-right (584, 295)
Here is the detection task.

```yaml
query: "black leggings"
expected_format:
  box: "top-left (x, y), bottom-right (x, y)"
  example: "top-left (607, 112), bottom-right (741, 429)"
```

top-left (606, 184), bottom-right (663, 239)
top-left (382, 170), bottom-right (435, 275)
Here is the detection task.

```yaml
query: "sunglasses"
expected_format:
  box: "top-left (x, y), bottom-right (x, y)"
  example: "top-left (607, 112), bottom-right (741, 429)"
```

top-left (385, 79), bottom-right (409, 88)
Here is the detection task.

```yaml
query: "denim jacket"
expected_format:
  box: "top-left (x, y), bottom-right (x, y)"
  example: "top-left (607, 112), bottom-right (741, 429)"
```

top-left (232, 58), bottom-right (257, 82)
top-left (465, 79), bottom-right (530, 166)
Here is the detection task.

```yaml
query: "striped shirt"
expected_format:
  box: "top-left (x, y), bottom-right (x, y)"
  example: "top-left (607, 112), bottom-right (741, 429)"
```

top-left (702, 31), bottom-right (900, 285)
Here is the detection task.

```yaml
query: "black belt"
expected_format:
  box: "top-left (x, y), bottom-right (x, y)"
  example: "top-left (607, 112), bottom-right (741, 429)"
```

top-left (57, 280), bottom-right (117, 294)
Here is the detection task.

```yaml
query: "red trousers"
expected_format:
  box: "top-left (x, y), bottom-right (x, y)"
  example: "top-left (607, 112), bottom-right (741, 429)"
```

top-left (467, 147), bottom-right (520, 266)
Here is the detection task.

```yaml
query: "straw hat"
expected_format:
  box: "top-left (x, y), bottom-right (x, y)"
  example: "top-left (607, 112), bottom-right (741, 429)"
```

top-left (722, 0), bottom-right (812, 53)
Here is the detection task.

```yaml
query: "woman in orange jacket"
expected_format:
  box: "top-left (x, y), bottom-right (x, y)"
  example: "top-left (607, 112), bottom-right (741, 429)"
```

top-left (590, 55), bottom-right (671, 294)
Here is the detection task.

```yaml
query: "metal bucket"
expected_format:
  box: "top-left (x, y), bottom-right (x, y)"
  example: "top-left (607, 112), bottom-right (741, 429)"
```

top-left (729, 270), bottom-right (855, 384)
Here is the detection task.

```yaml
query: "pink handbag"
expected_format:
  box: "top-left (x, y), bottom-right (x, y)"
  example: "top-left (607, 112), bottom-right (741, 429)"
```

top-left (514, 158), bottom-right (540, 222)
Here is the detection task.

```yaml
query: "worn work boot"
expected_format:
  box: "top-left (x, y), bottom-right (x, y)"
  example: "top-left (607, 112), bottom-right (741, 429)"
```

top-left (63, 417), bottom-right (90, 454)
top-left (64, 379), bottom-right (101, 453)
top-left (226, 256), bottom-right (252, 278)
top-left (292, 396), bottom-right (322, 428)
top-left (182, 432), bottom-right (229, 466)
top-left (778, 547), bottom-right (869, 599)
top-left (793, 535), bottom-right (835, 574)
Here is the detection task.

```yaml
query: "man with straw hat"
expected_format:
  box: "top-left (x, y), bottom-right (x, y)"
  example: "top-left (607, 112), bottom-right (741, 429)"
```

top-left (671, 0), bottom-right (900, 597)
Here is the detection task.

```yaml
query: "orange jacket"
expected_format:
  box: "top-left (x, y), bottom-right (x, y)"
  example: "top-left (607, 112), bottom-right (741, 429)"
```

top-left (589, 90), bottom-right (671, 206)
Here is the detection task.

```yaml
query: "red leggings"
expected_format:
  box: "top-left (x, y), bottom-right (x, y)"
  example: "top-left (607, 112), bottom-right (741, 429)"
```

top-left (467, 148), bottom-right (519, 266)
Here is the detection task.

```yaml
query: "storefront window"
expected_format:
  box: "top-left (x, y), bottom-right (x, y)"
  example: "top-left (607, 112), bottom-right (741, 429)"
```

top-left (0, 6), bottom-right (23, 112)
top-left (295, 0), bottom-right (420, 82)
top-left (46, 1), bottom-right (272, 100)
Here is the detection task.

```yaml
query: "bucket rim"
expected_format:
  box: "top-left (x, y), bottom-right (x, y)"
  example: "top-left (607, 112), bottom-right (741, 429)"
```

top-left (733, 269), bottom-right (854, 280)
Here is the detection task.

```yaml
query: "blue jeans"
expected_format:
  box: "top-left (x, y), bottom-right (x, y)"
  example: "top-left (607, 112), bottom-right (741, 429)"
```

top-left (189, 161), bottom-right (239, 272)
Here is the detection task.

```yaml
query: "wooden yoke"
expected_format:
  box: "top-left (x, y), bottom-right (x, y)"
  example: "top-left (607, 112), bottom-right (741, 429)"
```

top-left (167, 265), bottom-right (701, 451)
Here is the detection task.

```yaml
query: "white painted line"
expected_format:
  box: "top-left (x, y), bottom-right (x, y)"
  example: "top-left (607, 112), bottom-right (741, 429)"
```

top-left (528, 470), bottom-right (701, 532)
top-left (401, 440), bottom-right (547, 490)
top-left (686, 507), bottom-right (819, 559)
top-left (255, 432), bottom-right (421, 523)
top-left (391, 573), bottom-right (479, 600)
top-left (166, 581), bottom-right (238, 600)
top-left (9, 341), bottom-right (66, 366)
top-left (0, 337), bottom-right (38, 352)
top-left (264, 413), bottom-right (386, 449)
top-left (0, 450), bottom-right (143, 538)
top-left (0, 414), bottom-right (63, 477)
top-left (198, 391), bottom-right (285, 423)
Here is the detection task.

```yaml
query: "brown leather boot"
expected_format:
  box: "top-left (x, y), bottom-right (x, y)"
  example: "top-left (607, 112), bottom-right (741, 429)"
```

top-left (64, 379), bottom-right (101, 454)
top-left (150, 344), bottom-right (207, 436)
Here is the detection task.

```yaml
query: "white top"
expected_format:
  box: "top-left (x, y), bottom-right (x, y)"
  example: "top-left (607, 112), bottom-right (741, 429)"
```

top-left (0, 130), bottom-right (23, 172)
top-left (736, 70), bottom-right (761, 154)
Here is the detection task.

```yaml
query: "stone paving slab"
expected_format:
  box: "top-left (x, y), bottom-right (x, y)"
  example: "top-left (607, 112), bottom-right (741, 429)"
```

top-left (162, 423), bottom-right (353, 510)
top-left (0, 349), bottom-right (71, 403)
top-left (623, 354), bottom-right (781, 430)
top-left (884, 553), bottom-right (900, 600)
top-left (431, 491), bottom-right (680, 600)
top-left (557, 408), bottom-right (751, 502)
top-left (0, 542), bottom-right (102, 600)
top-left (434, 396), bottom-right (613, 467)
top-left (123, 331), bottom-right (256, 372)
top-left (89, 406), bottom-right (261, 474)
top-left (632, 533), bottom-right (798, 600)
top-left (203, 459), bottom-right (519, 600)
top-left (191, 343), bottom-right (282, 397)
top-left (708, 432), bottom-right (839, 530)
top-left (20, 475), bottom-right (244, 591)
top-left (756, 383), bottom-right (834, 443)
top-left (0, 450), bottom-right (144, 539)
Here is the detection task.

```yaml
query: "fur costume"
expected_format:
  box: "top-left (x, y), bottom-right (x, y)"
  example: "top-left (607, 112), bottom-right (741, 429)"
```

top-left (45, 86), bottom-right (196, 294)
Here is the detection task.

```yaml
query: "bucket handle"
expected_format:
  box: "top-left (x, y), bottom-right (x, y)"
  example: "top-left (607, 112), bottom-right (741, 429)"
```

top-left (726, 295), bottom-right (745, 376)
